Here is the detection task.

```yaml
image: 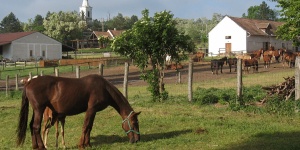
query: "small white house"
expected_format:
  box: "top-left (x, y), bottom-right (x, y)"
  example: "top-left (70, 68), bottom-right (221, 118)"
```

top-left (0, 32), bottom-right (62, 61)
top-left (208, 16), bottom-right (294, 55)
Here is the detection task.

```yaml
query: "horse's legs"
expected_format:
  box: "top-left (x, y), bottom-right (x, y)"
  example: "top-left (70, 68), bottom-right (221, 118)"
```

top-left (30, 109), bottom-right (46, 149)
top-left (54, 119), bottom-right (59, 148)
top-left (61, 117), bottom-right (66, 148)
top-left (79, 111), bottom-right (96, 148)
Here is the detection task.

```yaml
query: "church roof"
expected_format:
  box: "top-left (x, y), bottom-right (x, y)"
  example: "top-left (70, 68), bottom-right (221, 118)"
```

top-left (82, 0), bottom-right (90, 7)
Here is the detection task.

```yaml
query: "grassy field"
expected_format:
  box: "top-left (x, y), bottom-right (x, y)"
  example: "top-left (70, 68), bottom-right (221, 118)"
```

top-left (1, 92), bottom-right (300, 150)
top-left (0, 58), bottom-right (299, 150)
top-left (1, 70), bottom-right (300, 150)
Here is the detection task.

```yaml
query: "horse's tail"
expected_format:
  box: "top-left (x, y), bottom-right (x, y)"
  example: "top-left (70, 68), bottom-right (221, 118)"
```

top-left (16, 87), bottom-right (29, 146)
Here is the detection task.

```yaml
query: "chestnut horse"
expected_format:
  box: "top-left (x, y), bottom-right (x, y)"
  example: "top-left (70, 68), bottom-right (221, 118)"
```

top-left (20, 76), bottom-right (66, 148)
top-left (42, 107), bottom-right (66, 148)
top-left (17, 74), bottom-right (141, 149)
top-left (242, 58), bottom-right (258, 73)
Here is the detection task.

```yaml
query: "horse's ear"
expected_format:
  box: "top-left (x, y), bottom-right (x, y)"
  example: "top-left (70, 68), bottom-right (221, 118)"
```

top-left (134, 111), bottom-right (141, 116)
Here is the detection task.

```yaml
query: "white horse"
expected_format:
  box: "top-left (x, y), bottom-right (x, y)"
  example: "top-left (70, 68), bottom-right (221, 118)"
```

top-left (166, 54), bottom-right (171, 65)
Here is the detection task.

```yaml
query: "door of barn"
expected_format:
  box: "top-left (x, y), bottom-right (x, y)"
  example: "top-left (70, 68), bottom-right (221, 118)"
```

top-left (225, 43), bottom-right (231, 54)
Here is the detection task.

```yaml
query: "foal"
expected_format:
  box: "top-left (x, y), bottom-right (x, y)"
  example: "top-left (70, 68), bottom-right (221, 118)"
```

top-left (42, 107), bottom-right (66, 148)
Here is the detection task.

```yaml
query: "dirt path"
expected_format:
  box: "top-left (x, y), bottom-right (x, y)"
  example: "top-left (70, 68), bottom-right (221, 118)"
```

top-left (0, 60), bottom-right (292, 90)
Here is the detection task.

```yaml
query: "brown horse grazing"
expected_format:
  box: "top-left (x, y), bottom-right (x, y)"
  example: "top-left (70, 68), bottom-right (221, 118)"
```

top-left (211, 57), bottom-right (227, 75)
top-left (227, 58), bottom-right (237, 72)
top-left (242, 58), bottom-right (258, 73)
top-left (42, 107), bottom-right (66, 149)
top-left (16, 74), bottom-right (141, 149)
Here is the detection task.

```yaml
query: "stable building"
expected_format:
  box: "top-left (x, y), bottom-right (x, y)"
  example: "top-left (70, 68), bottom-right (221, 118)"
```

top-left (208, 16), bottom-right (295, 55)
top-left (0, 32), bottom-right (62, 61)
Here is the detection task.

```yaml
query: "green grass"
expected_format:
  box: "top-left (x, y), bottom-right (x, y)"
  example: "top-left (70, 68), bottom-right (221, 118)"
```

top-left (1, 93), bottom-right (300, 150)
top-left (0, 58), bottom-right (298, 149)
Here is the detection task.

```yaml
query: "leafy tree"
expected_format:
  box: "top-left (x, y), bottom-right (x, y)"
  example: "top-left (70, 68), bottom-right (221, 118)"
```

top-left (0, 12), bottom-right (23, 33)
top-left (23, 14), bottom-right (45, 32)
top-left (243, 1), bottom-right (279, 21)
top-left (105, 13), bottom-right (138, 30)
top-left (112, 9), bottom-right (195, 101)
top-left (276, 0), bottom-right (300, 46)
top-left (43, 11), bottom-right (87, 43)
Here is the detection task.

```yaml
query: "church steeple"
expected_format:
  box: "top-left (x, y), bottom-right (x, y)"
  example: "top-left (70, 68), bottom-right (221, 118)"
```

top-left (79, 0), bottom-right (92, 22)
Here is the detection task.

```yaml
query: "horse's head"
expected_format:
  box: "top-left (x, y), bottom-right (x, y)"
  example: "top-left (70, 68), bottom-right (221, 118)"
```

top-left (122, 111), bottom-right (141, 143)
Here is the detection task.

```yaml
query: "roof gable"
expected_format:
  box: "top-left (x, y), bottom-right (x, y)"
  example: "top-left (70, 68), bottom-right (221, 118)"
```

top-left (90, 29), bottom-right (125, 40)
top-left (0, 31), bottom-right (36, 45)
top-left (228, 16), bottom-right (283, 36)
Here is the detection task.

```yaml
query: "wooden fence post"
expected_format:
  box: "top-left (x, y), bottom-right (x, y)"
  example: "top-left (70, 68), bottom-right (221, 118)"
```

top-left (29, 72), bottom-right (32, 80)
top-left (188, 59), bottom-right (193, 102)
top-left (15, 74), bottom-right (19, 91)
top-left (178, 71), bottom-right (181, 84)
top-left (99, 63), bottom-right (104, 76)
top-left (76, 66), bottom-right (80, 78)
top-left (123, 62), bottom-right (129, 99)
top-left (237, 58), bottom-right (243, 105)
top-left (6, 75), bottom-right (9, 97)
top-left (55, 68), bottom-right (59, 77)
top-left (295, 57), bottom-right (300, 112)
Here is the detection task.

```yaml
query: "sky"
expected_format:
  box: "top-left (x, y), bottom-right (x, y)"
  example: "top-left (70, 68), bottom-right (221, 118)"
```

top-left (0, 0), bottom-right (278, 23)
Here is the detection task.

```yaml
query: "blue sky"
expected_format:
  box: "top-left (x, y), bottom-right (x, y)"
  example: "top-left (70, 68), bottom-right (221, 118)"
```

top-left (0, 0), bottom-right (278, 22)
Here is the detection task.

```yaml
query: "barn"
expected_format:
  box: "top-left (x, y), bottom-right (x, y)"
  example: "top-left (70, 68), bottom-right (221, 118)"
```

top-left (0, 31), bottom-right (62, 61)
top-left (208, 16), bottom-right (295, 56)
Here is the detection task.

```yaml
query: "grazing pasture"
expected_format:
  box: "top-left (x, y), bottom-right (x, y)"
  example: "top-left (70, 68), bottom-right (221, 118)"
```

top-left (0, 55), bottom-right (299, 149)
top-left (1, 86), bottom-right (300, 150)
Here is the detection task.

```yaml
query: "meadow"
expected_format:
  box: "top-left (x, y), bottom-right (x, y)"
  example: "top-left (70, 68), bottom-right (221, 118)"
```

top-left (1, 69), bottom-right (300, 150)
top-left (0, 51), bottom-right (299, 150)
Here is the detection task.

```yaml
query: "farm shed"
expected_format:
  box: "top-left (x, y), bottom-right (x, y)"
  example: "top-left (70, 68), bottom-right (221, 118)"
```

top-left (0, 31), bottom-right (62, 61)
top-left (208, 16), bottom-right (295, 55)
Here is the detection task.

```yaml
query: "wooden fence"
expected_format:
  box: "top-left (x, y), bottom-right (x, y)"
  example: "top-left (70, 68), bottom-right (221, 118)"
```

top-left (2, 57), bottom-right (300, 107)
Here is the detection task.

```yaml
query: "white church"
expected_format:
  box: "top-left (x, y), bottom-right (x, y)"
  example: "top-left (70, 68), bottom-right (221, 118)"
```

top-left (79, 0), bottom-right (93, 23)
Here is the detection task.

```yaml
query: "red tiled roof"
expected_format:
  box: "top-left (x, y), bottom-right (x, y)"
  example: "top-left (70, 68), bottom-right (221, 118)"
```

top-left (228, 16), bottom-right (283, 36)
top-left (93, 31), bottom-right (111, 39)
top-left (0, 31), bottom-right (36, 46)
top-left (108, 29), bottom-right (125, 37)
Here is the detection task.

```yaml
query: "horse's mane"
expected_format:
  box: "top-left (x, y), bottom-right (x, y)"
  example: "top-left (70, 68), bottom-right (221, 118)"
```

top-left (100, 75), bottom-right (133, 112)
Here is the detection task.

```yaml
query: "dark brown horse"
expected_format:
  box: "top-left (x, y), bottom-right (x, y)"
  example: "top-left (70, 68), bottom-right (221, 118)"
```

top-left (227, 57), bottom-right (237, 72)
top-left (17, 74), bottom-right (141, 149)
top-left (211, 57), bottom-right (227, 75)
top-left (242, 58), bottom-right (258, 73)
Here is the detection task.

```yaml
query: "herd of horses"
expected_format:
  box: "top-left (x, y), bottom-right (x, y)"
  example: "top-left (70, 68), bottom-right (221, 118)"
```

top-left (210, 47), bottom-right (298, 75)
top-left (17, 75), bottom-right (141, 149)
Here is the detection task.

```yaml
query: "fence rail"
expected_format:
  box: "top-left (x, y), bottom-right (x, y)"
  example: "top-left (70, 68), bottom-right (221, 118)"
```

top-left (1, 57), bottom-right (299, 107)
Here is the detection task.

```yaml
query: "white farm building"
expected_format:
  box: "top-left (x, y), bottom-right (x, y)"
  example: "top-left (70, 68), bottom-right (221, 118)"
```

top-left (208, 16), bottom-right (295, 55)
top-left (0, 32), bottom-right (62, 61)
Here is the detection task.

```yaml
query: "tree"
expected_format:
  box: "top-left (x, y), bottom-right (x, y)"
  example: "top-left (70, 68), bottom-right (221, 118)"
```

top-left (43, 11), bottom-right (87, 43)
top-left (243, 1), bottom-right (279, 21)
top-left (23, 14), bottom-right (45, 32)
top-left (112, 9), bottom-right (195, 101)
top-left (0, 12), bottom-right (23, 33)
top-left (276, 0), bottom-right (300, 46)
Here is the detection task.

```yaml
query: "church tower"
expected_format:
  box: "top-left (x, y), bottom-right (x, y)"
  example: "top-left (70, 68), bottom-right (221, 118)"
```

top-left (79, 0), bottom-right (93, 22)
